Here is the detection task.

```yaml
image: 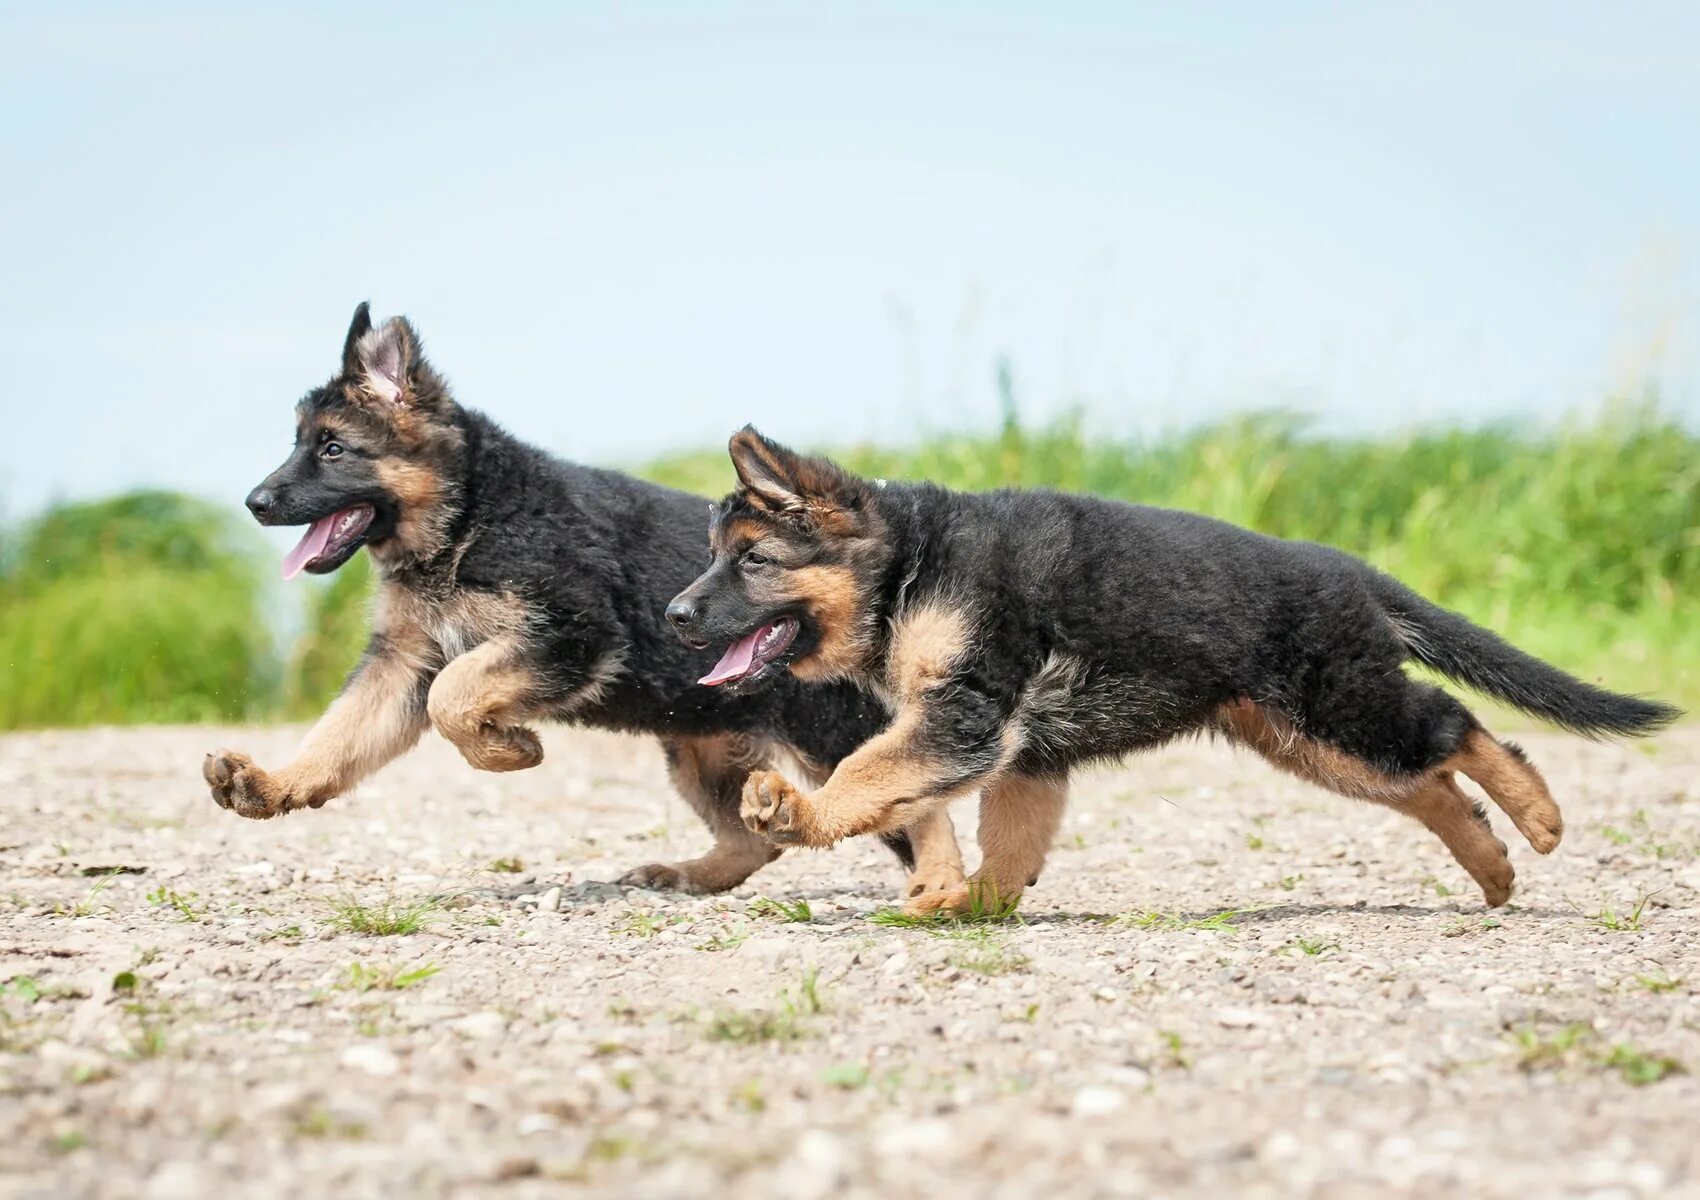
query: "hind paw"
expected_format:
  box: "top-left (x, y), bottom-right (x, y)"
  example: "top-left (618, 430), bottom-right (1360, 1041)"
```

top-left (455, 724), bottom-right (544, 772)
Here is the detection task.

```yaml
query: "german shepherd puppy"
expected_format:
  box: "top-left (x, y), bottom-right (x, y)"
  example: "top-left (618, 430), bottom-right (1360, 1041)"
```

top-left (202, 306), bottom-right (964, 900)
top-left (666, 427), bottom-right (1679, 915)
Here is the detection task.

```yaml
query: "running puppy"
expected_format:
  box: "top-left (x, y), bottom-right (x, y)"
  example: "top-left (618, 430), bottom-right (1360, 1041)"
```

top-left (203, 308), bottom-right (964, 901)
top-left (665, 427), bottom-right (1679, 914)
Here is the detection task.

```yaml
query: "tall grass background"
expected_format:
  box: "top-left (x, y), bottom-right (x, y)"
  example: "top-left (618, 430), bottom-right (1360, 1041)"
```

top-left (2, 401), bottom-right (1695, 730)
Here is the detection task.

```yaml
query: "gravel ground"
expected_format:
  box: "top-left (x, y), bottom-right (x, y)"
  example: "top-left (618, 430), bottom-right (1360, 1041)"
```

top-left (2, 722), bottom-right (1698, 1199)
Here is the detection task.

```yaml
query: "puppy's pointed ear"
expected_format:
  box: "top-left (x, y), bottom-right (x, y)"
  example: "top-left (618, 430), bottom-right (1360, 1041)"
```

top-left (729, 426), bottom-right (807, 512)
top-left (350, 316), bottom-right (420, 406)
top-left (728, 426), bottom-right (867, 530)
top-left (340, 302), bottom-right (374, 378)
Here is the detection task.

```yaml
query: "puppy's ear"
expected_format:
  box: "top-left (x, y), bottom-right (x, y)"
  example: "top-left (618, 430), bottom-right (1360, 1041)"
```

top-left (728, 426), bottom-right (866, 529)
top-left (729, 426), bottom-right (808, 512)
top-left (340, 302), bottom-right (374, 378)
top-left (350, 315), bottom-right (421, 406)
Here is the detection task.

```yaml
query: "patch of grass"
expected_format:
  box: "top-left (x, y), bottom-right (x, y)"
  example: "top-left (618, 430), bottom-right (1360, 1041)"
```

top-left (1634, 970), bottom-right (1683, 994)
top-left (1602, 1043), bottom-right (1685, 1086)
top-left (337, 961), bottom-right (440, 993)
top-left (614, 911), bottom-right (679, 939)
top-left (260, 924), bottom-right (304, 942)
top-left (487, 857), bottom-right (524, 873)
top-left (730, 1078), bottom-right (767, 1112)
top-left (694, 927), bottom-right (749, 952)
top-left (704, 1007), bottom-right (806, 1044)
top-left (748, 896), bottom-right (813, 923)
top-left (938, 926), bottom-right (1030, 976)
top-left (325, 892), bottom-right (441, 936)
top-left (1580, 892), bottom-right (1657, 933)
top-left (1119, 906), bottom-right (1263, 933)
top-left (146, 886), bottom-right (201, 922)
top-left (292, 1109), bottom-right (370, 1140)
top-left (1511, 1022), bottom-right (1596, 1070)
top-left (54, 876), bottom-right (115, 919)
top-left (1157, 1029), bottom-right (1191, 1069)
top-left (1511, 1022), bottom-right (1685, 1085)
top-left (701, 968), bottom-right (827, 1043)
top-left (1284, 937), bottom-right (1339, 957)
top-left (1245, 834), bottom-right (1266, 851)
top-left (820, 1062), bottom-right (870, 1089)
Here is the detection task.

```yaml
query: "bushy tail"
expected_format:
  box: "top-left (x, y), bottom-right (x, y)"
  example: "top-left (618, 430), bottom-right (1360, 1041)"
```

top-left (1368, 573), bottom-right (1680, 738)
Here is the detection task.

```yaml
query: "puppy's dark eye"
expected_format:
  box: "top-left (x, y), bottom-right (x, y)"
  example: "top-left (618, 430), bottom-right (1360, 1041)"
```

top-left (742, 551), bottom-right (770, 569)
top-left (321, 442), bottom-right (344, 460)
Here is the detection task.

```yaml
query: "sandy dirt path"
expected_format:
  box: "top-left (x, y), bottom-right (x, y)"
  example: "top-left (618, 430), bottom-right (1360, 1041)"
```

top-left (2, 723), bottom-right (1698, 1199)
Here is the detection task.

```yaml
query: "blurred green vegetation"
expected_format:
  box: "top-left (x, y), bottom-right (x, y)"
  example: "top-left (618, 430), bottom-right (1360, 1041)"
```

top-left (0, 492), bottom-right (278, 728)
top-left (1, 405), bottom-right (1695, 730)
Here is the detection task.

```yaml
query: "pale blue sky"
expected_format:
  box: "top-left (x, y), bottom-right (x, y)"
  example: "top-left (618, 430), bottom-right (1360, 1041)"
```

top-left (3, 2), bottom-right (1697, 523)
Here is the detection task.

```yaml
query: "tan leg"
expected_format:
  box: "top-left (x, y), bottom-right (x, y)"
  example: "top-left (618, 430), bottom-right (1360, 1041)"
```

top-left (902, 808), bottom-right (968, 899)
top-left (427, 635), bottom-right (545, 772)
top-left (1447, 729), bottom-right (1563, 853)
top-left (739, 721), bottom-right (986, 850)
top-left (620, 735), bottom-right (781, 894)
top-left (1395, 775), bottom-right (1515, 907)
top-left (907, 773), bottom-right (1067, 916)
top-left (205, 629), bottom-right (434, 818)
top-left (1215, 700), bottom-right (1520, 907)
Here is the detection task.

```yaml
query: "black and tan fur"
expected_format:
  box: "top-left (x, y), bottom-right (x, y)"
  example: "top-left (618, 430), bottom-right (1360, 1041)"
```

top-left (667, 427), bottom-right (1680, 915)
top-left (203, 307), bottom-right (964, 900)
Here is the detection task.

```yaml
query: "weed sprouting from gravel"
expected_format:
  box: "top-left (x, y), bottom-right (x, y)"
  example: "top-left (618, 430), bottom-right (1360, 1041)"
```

top-left (1511, 1022), bottom-right (1684, 1085)
top-left (615, 912), bottom-right (678, 939)
top-left (325, 892), bottom-right (442, 936)
top-left (1283, 937), bottom-right (1339, 957)
top-left (1580, 892), bottom-right (1658, 932)
top-left (820, 1062), bottom-right (871, 1089)
top-left (694, 926), bottom-right (750, 952)
top-left (1120, 906), bottom-right (1263, 933)
top-left (487, 857), bottom-right (525, 873)
top-left (1602, 1043), bottom-right (1685, 1085)
top-left (748, 896), bottom-right (813, 923)
top-left (146, 886), bottom-right (202, 922)
top-left (293, 1109), bottom-right (370, 1141)
top-left (938, 926), bottom-right (1031, 976)
top-left (54, 877), bottom-right (115, 919)
top-left (337, 961), bottom-right (440, 993)
top-left (1634, 971), bottom-right (1683, 993)
top-left (701, 968), bottom-right (826, 1043)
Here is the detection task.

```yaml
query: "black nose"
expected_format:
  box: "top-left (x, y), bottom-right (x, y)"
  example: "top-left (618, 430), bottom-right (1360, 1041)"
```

top-left (665, 597), bottom-right (699, 633)
top-left (245, 487), bottom-right (276, 519)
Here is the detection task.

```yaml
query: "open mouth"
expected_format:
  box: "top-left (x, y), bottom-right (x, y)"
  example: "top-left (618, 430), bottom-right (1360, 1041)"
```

top-left (699, 618), bottom-right (800, 687)
top-left (281, 504), bottom-right (376, 579)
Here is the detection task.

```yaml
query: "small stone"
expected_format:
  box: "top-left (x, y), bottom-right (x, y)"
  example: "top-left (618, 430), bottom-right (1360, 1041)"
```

top-left (1072, 1085), bottom-right (1126, 1117)
top-left (1215, 1006), bottom-right (1263, 1028)
top-left (537, 886), bottom-right (562, 913)
top-left (448, 1011), bottom-right (508, 1040)
top-left (340, 1043), bottom-right (399, 1076)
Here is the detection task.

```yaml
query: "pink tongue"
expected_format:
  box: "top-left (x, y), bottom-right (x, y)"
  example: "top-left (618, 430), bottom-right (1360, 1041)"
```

top-left (281, 515), bottom-right (338, 580)
top-left (699, 629), bottom-right (764, 686)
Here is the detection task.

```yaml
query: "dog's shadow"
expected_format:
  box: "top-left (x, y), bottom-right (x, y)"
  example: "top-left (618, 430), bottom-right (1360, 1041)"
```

top-left (458, 878), bottom-right (1578, 927)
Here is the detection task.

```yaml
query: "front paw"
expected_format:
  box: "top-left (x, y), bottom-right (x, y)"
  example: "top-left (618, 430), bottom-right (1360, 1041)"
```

top-left (740, 770), bottom-right (816, 846)
top-left (203, 751), bottom-right (294, 820)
